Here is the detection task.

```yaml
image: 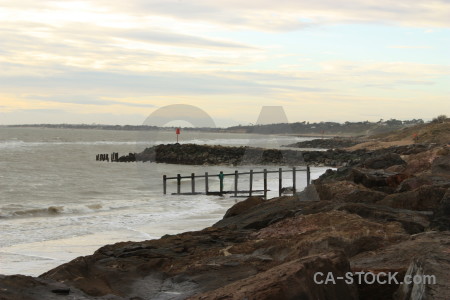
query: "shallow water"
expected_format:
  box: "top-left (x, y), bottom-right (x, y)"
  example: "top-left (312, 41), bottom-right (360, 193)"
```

top-left (0, 127), bottom-right (327, 276)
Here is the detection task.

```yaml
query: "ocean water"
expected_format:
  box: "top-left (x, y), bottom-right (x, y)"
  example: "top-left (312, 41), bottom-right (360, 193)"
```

top-left (0, 127), bottom-right (328, 276)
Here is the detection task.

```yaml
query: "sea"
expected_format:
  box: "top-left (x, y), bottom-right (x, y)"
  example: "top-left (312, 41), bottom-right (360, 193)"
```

top-left (0, 127), bottom-right (329, 276)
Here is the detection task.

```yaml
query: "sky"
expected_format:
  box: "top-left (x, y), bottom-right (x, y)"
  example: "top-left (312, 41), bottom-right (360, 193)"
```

top-left (0, 0), bottom-right (449, 127)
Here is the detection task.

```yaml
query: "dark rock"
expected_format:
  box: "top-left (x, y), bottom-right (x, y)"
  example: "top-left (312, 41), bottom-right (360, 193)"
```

top-left (284, 138), bottom-right (362, 149)
top-left (313, 181), bottom-right (387, 203)
top-left (396, 174), bottom-right (450, 192)
top-left (331, 202), bottom-right (431, 234)
top-left (223, 197), bottom-right (265, 219)
top-left (430, 188), bottom-right (450, 231)
top-left (349, 168), bottom-right (408, 193)
top-left (0, 275), bottom-right (106, 300)
top-left (377, 185), bottom-right (447, 211)
top-left (395, 250), bottom-right (450, 299)
top-left (361, 153), bottom-right (406, 169)
top-left (214, 196), bottom-right (300, 229)
top-left (431, 153), bottom-right (450, 175)
top-left (187, 252), bottom-right (358, 300)
top-left (351, 232), bottom-right (450, 300)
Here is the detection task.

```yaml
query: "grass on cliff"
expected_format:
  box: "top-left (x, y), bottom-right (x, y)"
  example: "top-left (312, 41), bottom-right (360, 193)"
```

top-left (369, 121), bottom-right (450, 144)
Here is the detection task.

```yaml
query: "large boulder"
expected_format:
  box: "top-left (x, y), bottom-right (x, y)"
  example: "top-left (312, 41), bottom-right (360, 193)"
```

top-left (187, 252), bottom-right (358, 300)
top-left (223, 197), bottom-right (265, 218)
top-left (214, 196), bottom-right (300, 230)
top-left (252, 210), bottom-right (407, 258)
top-left (314, 181), bottom-right (387, 203)
top-left (332, 202), bottom-right (431, 234)
top-left (360, 153), bottom-right (406, 169)
top-left (377, 185), bottom-right (447, 211)
top-left (0, 275), bottom-right (104, 300)
top-left (351, 232), bottom-right (450, 300)
top-left (349, 168), bottom-right (408, 193)
top-left (430, 188), bottom-right (450, 231)
top-left (395, 251), bottom-right (450, 300)
top-left (431, 153), bottom-right (450, 175)
top-left (396, 174), bottom-right (450, 192)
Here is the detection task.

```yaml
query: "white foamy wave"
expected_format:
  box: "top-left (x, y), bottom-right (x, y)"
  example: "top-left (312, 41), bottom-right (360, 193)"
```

top-left (0, 203), bottom-right (109, 219)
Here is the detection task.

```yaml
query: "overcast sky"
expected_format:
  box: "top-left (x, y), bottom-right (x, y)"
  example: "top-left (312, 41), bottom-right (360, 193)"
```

top-left (0, 0), bottom-right (449, 126)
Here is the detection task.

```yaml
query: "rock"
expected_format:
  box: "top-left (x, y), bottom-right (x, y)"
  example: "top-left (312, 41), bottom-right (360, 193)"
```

top-left (214, 196), bottom-right (301, 230)
top-left (431, 153), bottom-right (450, 175)
top-left (284, 138), bottom-right (362, 149)
top-left (361, 153), bottom-right (406, 169)
top-left (187, 252), bottom-right (358, 300)
top-left (396, 174), bottom-right (450, 192)
top-left (351, 231), bottom-right (450, 300)
top-left (401, 146), bottom-right (448, 176)
top-left (430, 188), bottom-right (450, 231)
top-left (0, 275), bottom-right (107, 300)
top-left (313, 181), bottom-right (387, 203)
top-left (331, 202), bottom-right (431, 234)
top-left (377, 185), bottom-right (447, 211)
top-left (252, 210), bottom-right (407, 258)
top-left (349, 168), bottom-right (408, 193)
top-left (395, 251), bottom-right (450, 299)
top-left (223, 197), bottom-right (265, 218)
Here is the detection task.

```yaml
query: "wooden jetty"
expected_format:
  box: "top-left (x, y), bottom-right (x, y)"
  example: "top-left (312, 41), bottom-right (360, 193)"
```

top-left (163, 167), bottom-right (310, 199)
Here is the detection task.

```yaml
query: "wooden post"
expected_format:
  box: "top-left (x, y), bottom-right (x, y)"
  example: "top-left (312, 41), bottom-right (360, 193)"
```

top-left (263, 169), bottom-right (267, 200)
top-left (177, 174), bottom-right (181, 194)
top-left (249, 169), bottom-right (253, 197)
top-left (219, 171), bottom-right (224, 194)
top-left (307, 165), bottom-right (311, 186)
top-left (278, 168), bottom-right (282, 197)
top-left (191, 173), bottom-right (195, 194)
top-left (292, 167), bottom-right (296, 193)
top-left (205, 172), bottom-right (209, 194)
top-left (234, 170), bottom-right (238, 197)
top-left (163, 175), bottom-right (167, 195)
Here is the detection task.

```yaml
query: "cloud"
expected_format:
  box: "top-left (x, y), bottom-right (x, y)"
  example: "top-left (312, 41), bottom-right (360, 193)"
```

top-left (389, 45), bottom-right (433, 49)
top-left (90, 0), bottom-right (450, 30)
top-left (28, 95), bottom-right (157, 108)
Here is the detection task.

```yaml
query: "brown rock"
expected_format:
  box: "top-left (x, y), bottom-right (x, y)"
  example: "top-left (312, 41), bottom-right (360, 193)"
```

top-left (430, 188), bottom-right (450, 231)
top-left (350, 168), bottom-right (408, 193)
top-left (395, 251), bottom-right (450, 300)
top-left (314, 181), bottom-right (387, 203)
top-left (214, 196), bottom-right (300, 229)
top-left (332, 202), bottom-right (431, 234)
top-left (361, 153), bottom-right (406, 169)
top-left (351, 231), bottom-right (450, 300)
top-left (396, 174), bottom-right (450, 192)
top-left (377, 185), bottom-right (447, 211)
top-left (187, 252), bottom-right (358, 300)
top-left (431, 153), bottom-right (450, 175)
top-left (0, 275), bottom-right (106, 300)
top-left (223, 196), bottom-right (265, 218)
top-left (252, 210), bottom-right (407, 258)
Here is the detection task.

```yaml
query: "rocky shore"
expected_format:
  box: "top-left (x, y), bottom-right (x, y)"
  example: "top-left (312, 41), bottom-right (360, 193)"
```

top-left (133, 143), bottom-right (437, 168)
top-left (1, 139), bottom-right (449, 299)
top-left (283, 138), bottom-right (364, 149)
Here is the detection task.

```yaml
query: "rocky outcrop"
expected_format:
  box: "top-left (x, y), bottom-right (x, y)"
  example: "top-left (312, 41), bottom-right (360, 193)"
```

top-left (284, 138), bottom-right (363, 149)
top-left (0, 275), bottom-right (107, 300)
top-left (188, 252), bottom-right (358, 300)
top-left (377, 185), bottom-right (447, 211)
top-left (351, 232), bottom-right (450, 300)
top-left (430, 188), bottom-right (450, 231)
